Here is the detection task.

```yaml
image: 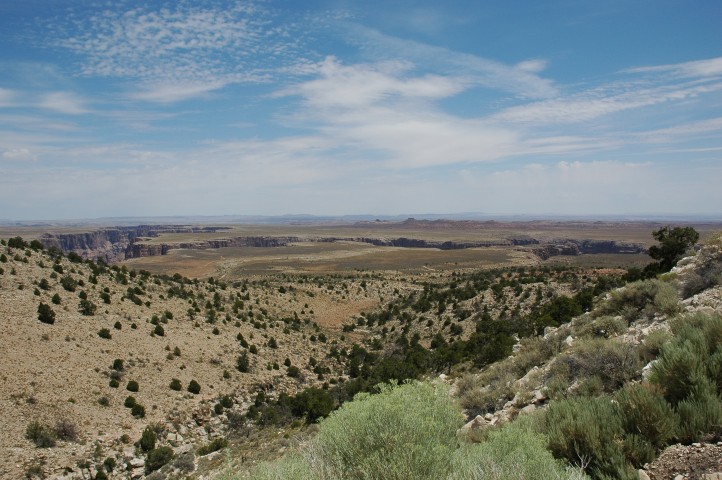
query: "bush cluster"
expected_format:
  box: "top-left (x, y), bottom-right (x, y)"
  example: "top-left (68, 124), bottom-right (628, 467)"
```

top-left (238, 382), bottom-right (580, 480)
top-left (540, 312), bottom-right (722, 478)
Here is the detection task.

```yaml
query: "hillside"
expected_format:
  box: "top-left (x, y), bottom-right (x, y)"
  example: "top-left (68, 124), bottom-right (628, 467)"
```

top-left (0, 235), bottom-right (614, 480)
top-left (0, 238), bottom-right (397, 479)
top-left (3, 231), bottom-right (719, 479)
top-left (217, 237), bottom-right (722, 480)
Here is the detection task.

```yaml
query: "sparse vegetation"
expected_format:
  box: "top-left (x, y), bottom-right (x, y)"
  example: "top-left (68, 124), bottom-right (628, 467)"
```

top-left (26, 421), bottom-right (56, 448)
top-left (188, 379), bottom-right (201, 394)
top-left (37, 302), bottom-right (56, 324)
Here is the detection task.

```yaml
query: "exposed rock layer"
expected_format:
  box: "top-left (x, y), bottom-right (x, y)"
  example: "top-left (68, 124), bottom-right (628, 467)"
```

top-left (40, 225), bottom-right (646, 264)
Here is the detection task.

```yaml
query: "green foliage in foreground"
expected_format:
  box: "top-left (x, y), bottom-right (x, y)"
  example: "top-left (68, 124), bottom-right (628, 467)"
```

top-left (229, 382), bottom-right (582, 480)
top-left (543, 312), bottom-right (722, 479)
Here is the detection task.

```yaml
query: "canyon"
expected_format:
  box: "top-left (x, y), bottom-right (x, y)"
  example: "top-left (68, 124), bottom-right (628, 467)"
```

top-left (37, 223), bottom-right (647, 264)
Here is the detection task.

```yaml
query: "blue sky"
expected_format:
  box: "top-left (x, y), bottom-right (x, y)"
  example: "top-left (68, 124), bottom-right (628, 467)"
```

top-left (1, 0), bottom-right (721, 220)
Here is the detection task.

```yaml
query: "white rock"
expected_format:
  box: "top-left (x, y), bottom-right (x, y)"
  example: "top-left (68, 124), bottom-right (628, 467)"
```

top-left (520, 404), bottom-right (536, 415)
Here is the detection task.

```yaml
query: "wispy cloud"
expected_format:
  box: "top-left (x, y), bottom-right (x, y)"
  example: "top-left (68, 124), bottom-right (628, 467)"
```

top-left (626, 56), bottom-right (722, 78)
top-left (37, 91), bottom-right (89, 114)
top-left (493, 64), bottom-right (722, 125)
top-left (50, 1), bottom-right (306, 103)
top-left (279, 57), bottom-right (466, 108)
top-left (2, 148), bottom-right (37, 162)
top-left (345, 25), bottom-right (558, 99)
top-left (0, 87), bottom-right (18, 107)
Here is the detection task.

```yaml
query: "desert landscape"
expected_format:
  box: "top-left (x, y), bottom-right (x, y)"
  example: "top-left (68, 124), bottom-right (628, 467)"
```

top-left (2, 220), bottom-right (722, 479)
top-left (2, 1), bottom-right (722, 479)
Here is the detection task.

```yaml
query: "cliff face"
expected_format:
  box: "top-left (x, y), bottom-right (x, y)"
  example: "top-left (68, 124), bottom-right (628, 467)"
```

top-left (532, 240), bottom-right (646, 260)
top-left (354, 237), bottom-right (511, 250)
top-left (39, 225), bottom-right (232, 262)
top-left (39, 225), bottom-right (647, 264)
top-left (40, 227), bottom-right (146, 263)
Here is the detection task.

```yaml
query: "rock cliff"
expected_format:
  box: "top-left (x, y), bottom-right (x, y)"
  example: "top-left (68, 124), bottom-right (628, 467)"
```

top-left (39, 224), bottom-right (646, 264)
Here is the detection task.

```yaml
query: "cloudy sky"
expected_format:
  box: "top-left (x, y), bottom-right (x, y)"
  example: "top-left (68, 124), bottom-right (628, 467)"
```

top-left (1, 0), bottom-right (721, 220)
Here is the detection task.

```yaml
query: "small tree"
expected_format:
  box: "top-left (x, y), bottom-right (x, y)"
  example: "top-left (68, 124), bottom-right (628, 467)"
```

top-left (60, 275), bottom-right (77, 292)
top-left (237, 352), bottom-right (250, 373)
top-left (188, 380), bottom-right (201, 394)
top-left (131, 403), bottom-right (146, 418)
top-left (646, 226), bottom-right (699, 275)
top-left (38, 302), bottom-right (56, 324)
top-left (146, 446), bottom-right (174, 474)
top-left (139, 426), bottom-right (156, 452)
top-left (79, 299), bottom-right (97, 316)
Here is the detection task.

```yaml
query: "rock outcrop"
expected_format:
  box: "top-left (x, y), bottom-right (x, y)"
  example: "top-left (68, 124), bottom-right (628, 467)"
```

top-left (532, 239), bottom-right (646, 259)
top-left (39, 223), bottom-right (647, 265)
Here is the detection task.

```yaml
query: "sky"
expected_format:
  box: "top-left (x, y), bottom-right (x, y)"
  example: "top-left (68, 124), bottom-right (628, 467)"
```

top-left (0, 0), bottom-right (721, 220)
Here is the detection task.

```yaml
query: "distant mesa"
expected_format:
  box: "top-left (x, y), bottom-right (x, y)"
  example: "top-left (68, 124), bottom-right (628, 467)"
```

top-left (38, 222), bottom-right (646, 264)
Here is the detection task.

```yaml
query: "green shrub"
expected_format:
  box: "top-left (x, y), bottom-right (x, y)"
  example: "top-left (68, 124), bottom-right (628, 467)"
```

top-left (450, 415), bottom-right (586, 480)
top-left (131, 403), bottom-right (146, 418)
top-left (197, 438), bottom-right (228, 456)
top-left (622, 434), bottom-right (655, 468)
top-left (51, 293), bottom-right (61, 305)
top-left (37, 302), bottom-right (56, 324)
top-left (26, 421), bottom-right (56, 448)
top-left (103, 457), bottom-right (116, 472)
top-left (566, 338), bottom-right (641, 392)
top-left (544, 396), bottom-right (634, 479)
top-left (237, 352), bottom-right (250, 373)
top-left (245, 454), bottom-right (313, 480)
top-left (458, 369), bottom-right (517, 416)
top-left (615, 383), bottom-right (677, 449)
top-left (575, 315), bottom-right (627, 339)
top-left (109, 379), bottom-right (119, 388)
top-left (94, 467), bottom-right (108, 480)
top-left (188, 380), bottom-right (201, 394)
top-left (79, 299), bottom-right (97, 316)
top-left (596, 280), bottom-right (680, 322)
top-left (98, 328), bottom-right (112, 339)
top-left (169, 378), bottom-right (182, 391)
top-left (124, 396), bottom-right (137, 408)
top-left (126, 380), bottom-right (139, 392)
top-left (241, 382), bottom-right (583, 480)
top-left (139, 426), bottom-right (156, 452)
top-left (8, 236), bottom-right (28, 248)
top-left (60, 275), bottom-right (77, 292)
top-left (112, 358), bottom-right (124, 371)
top-left (639, 329), bottom-right (671, 362)
top-left (675, 375), bottom-right (722, 443)
top-left (146, 446), bottom-right (174, 474)
top-left (650, 313), bottom-right (722, 406)
top-left (153, 324), bottom-right (164, 336)
top-left (311, 382), bottom-right (461, 480)
top-left (290, 387), bottom-right (334, 423)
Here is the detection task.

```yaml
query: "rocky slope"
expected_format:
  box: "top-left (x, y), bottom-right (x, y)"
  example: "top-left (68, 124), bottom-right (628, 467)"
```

top-left (0, 240), bottom-right (405, 480)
